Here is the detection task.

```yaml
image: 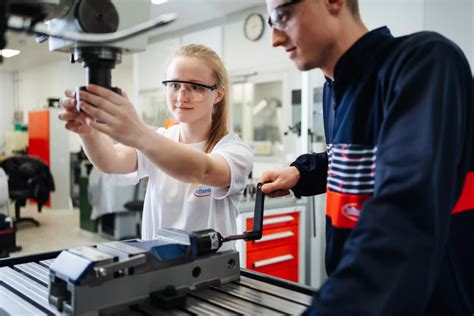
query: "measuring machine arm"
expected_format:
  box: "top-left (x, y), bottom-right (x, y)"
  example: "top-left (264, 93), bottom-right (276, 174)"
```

top-left (0, 0), bottom-right (176, 107)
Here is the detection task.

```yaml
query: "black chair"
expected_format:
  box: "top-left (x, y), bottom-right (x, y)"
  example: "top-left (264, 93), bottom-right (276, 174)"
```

top-left (1, 156), bottom-right (55, 228)
top-left (9, 179), bottom-right (41, 227)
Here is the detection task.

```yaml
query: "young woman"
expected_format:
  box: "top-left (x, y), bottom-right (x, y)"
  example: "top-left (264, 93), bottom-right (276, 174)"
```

top-left (59, 44), bottom-right (253, 248)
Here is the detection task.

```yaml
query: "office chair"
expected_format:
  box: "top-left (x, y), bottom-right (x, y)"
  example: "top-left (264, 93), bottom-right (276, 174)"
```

top-left (1, 156), bottom-right (55, 228)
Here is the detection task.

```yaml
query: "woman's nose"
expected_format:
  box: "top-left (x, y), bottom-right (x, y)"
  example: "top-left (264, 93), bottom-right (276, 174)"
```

top-left (176, 88), bottom-right (189, 102)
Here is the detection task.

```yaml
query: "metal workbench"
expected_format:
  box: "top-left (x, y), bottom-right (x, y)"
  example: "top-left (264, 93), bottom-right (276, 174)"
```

top-left (0, 251), bottom-right (314, 315)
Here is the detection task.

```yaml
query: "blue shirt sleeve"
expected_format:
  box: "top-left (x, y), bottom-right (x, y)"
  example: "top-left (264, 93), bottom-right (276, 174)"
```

top-left (290, 151), bottom-right (328, 197)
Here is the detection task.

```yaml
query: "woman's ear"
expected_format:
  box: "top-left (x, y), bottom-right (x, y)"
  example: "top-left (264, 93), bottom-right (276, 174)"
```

top-left (214, 87), bottom-right (225, 104)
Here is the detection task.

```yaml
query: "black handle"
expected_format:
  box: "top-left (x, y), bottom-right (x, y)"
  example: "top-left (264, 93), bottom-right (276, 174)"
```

top-left (243, 182), bottom-right (265, 241)
top-left (221, 183), bottom-right (265, 243)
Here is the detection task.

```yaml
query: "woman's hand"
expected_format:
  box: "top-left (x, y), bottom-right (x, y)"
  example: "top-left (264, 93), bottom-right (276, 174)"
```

top-left (77, 84), bottom-right (148, 148)
top-left (58, 89), bottom-right (93, 135)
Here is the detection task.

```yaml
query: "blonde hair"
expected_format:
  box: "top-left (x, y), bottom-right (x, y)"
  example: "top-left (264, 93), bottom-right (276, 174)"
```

top-left (172, 44), bottom-right (230, 153)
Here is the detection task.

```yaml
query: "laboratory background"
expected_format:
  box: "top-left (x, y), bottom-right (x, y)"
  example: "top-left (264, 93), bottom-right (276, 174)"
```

top-left (0, 0), bottom-right (472, 314)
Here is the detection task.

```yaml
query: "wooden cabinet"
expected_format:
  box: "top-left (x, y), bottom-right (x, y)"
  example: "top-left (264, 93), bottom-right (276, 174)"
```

top-left (237, 206), bottom-right (305, 283)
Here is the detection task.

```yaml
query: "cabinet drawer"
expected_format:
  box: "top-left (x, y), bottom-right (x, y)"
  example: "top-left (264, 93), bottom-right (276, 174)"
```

top-left (246, 211), bottom-right (299, 230)
top-left (247, 244), bottom-right (298, 274)
top-left (246, 225), bottom-right (298, 252)
top-left (263, 265), bottom-right (299, 283)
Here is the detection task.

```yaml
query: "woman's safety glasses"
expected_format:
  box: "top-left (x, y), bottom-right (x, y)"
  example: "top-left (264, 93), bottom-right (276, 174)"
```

top-left (162, 80), bottom-right (217, 102)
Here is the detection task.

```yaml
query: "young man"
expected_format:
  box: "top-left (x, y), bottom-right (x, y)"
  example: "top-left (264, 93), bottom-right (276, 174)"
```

top-left (260, 0), bottom-right (474, 315)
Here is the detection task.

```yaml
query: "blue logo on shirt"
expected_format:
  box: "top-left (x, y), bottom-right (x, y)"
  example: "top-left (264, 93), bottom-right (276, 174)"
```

top-left (193, 186), bottom-right (211, 197)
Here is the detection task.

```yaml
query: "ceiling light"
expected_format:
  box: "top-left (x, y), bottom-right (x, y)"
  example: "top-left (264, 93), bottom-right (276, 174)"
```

top-left (151, 0), bottom-right (168, 5)
top-left (0, 49), bottom-right (20, 58)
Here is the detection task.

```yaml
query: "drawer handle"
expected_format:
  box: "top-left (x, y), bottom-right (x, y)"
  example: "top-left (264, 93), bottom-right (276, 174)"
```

top-left (254, 231), bottom-right (294, 243)
top-left (253, 254), bottom-right (294, 268)
top-left (262, 216), bottom-right (294, 226)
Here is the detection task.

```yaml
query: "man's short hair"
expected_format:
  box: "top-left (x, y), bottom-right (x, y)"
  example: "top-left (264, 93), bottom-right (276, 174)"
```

top-left (346, 0), bottom-right (360, 17)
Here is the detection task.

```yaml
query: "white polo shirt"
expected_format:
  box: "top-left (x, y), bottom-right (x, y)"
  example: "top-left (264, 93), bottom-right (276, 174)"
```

top-left (134, 125), bottom-right (253, 250)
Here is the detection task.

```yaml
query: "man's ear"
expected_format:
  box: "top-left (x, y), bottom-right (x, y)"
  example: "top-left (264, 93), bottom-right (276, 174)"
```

top-left (214, 87), bottom-right (225, 104)
top-left (325, 0), bottom-right (345, 15)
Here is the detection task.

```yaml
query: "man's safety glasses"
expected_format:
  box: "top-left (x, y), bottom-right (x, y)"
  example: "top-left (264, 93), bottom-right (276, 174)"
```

top-left (162, 80), bottom-right (217, 102)
top-left (267, 0), bottom-right (302, 31)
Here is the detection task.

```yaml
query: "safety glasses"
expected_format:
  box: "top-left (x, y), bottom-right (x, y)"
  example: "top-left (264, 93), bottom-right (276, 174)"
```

top-left (162, 80), bottom-right (217, 102)
top-left (267, 0), bottom-right (302, 31)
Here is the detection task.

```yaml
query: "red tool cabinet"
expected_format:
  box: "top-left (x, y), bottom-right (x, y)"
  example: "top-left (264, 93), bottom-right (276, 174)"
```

top-left (237, 206), bottom-right (305, 283)
top-left (28, 109), bottom-right (70, 209)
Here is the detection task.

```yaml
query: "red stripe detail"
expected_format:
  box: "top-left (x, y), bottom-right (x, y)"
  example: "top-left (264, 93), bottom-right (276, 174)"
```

top-left (453, 172), bottom-right (474, 214)
top-left (326, 190), bottom-right (372, 229)
top-left (326, 172), bottom-right (473, 228)
top-left (341, 144), bottom-right (348, 159)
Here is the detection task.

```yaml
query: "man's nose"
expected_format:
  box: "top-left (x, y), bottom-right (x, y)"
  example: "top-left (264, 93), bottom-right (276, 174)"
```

top-left (271, 28), bottom-right (286, 47)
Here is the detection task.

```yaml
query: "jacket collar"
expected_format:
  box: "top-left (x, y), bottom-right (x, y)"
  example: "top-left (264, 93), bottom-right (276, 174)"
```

top-left (328, 26), bottom-right (393, 102)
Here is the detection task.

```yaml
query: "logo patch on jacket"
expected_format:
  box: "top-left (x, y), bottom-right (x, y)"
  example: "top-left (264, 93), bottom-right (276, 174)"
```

top-left (193, 186), bottom-right (211, 197)
top-left (341, 203), bottom-right (361, 221)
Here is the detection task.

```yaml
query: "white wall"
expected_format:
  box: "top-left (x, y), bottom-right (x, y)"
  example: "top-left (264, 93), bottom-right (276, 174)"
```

top-left (134, 38), bottom-right (181, 92)
top-left (360, 0), bottom-right (473, 68)
top-left (360, 0), bottom-right (425, 36)
top-left (223, 7), bottom-right (289, 73)
top-left (0, 71), bottom-right (14, 152)
top-left (182, 26), bottom-right (223, 57)
top-left (423, 0), bottom-right (473, 69)
top-left (17, 61), bottom-right (62, 116)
